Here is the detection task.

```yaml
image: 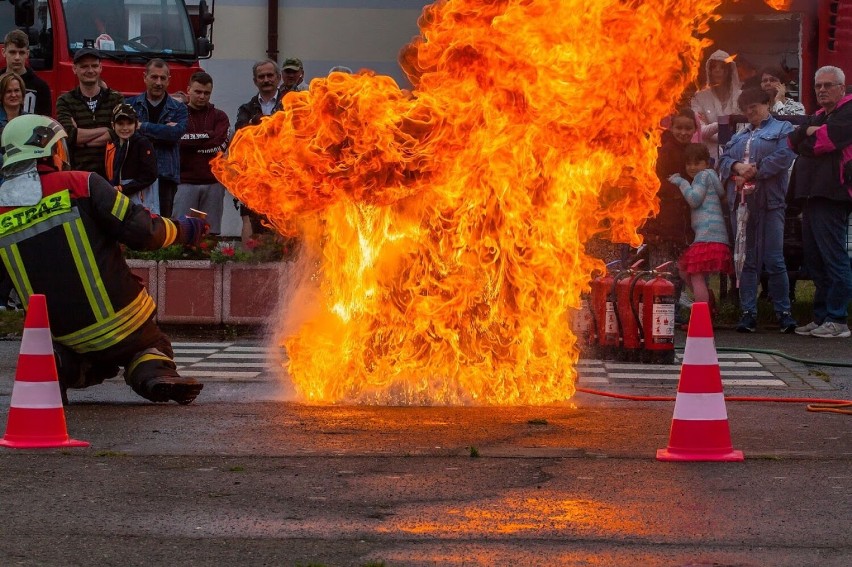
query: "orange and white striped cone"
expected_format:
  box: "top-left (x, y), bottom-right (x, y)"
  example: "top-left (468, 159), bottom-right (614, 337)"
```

top-left (0, 294), bottom-right (89, 449)
top-left (657, 301), bottom-right (742, 462)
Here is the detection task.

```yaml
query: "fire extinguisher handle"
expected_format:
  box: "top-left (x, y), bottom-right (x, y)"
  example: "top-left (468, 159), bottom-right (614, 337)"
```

top-left (629, 273), bottom-right (646, 343)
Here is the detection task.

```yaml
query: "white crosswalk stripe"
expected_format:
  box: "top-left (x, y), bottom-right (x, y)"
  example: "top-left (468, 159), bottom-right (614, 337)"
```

top-left (173, 342), bottom-right (281, 382)
top-left (577, 352), bottom-right (787, 387)
top-left (178, 370), bottom-right (266, 379)
top-left (172, 343), bottom-right (789, 387)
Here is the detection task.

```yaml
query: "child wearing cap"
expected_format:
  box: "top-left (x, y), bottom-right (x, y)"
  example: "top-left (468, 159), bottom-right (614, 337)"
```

top-left (105, 103), bottom-right (160, 214)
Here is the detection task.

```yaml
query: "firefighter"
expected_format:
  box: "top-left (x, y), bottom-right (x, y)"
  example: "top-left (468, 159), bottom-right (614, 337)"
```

top-left (0, 114), bottom-right (208, 404)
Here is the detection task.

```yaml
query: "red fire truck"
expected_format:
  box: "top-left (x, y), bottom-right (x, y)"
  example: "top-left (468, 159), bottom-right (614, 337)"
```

top-left (0, 0), bottom-right (213, 105)
top-left (705, 0), bottom-right (851, 112)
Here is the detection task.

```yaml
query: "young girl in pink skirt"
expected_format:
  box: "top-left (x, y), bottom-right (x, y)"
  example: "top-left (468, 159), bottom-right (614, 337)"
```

top-left (668, 143), bottom-right (733, 316)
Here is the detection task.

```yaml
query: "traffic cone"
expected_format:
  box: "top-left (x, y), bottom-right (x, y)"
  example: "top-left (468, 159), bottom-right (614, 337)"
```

top-left (657, 301), bottom-right (742, 462)
top-left (0, 294), bottom-right (89, 449)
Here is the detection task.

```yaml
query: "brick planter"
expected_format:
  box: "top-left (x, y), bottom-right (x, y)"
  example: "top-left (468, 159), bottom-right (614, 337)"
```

top-left (222, 263), bottom-right (283, 325)
top-left (157, 260), bottom-right (223, 324)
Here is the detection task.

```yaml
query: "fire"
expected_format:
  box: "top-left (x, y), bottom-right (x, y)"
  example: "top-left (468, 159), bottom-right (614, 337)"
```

top-left (764, 0), bottom-right (793, 10)
top-left (212, 0), bottom-right (727, 405)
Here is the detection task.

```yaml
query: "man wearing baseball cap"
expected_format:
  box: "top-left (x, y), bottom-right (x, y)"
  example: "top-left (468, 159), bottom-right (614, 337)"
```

top-left (281, 57), bottom-right (307, 93)
top-left (105, 103), bottom-right (159, 213)
top-left (56, 47), bottom-right (124, 176)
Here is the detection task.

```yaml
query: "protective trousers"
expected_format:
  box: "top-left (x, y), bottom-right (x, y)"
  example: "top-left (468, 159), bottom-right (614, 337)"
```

top-left (54, 315), bottom-right (179, 398)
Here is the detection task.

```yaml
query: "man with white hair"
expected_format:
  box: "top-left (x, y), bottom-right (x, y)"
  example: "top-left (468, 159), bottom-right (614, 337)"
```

top-left (788, 66), bottom-right (852, 338)
top-left (233, 59), bottom-right (285, 242)
top-left (235, 59), bottom-right (283, 130)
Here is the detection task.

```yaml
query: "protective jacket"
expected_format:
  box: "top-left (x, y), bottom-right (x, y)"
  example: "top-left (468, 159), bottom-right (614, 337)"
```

top-left (0, 167), bottom-right (187, 354)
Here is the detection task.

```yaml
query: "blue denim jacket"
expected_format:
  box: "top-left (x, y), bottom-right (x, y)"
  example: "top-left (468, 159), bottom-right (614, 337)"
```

top-left (125, 93), bottom-right (188, 184)
top-left (718, 115), bottom-right (796, 211)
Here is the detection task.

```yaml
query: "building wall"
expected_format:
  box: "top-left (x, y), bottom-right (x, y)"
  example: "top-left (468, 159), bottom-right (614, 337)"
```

top-left (201, 0), bottom-right (430, 122)
top-left (194, 0), bottom-right (431, 235)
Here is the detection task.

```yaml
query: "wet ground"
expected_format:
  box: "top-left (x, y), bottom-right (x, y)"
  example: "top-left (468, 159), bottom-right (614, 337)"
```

top-left (0, 332), bottom-right (849, 566)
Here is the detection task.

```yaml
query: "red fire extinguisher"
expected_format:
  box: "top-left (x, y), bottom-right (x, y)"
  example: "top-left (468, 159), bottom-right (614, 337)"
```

top-left (590, 261), bottom-right (621, 360)
top-left (570, 292), bottom-right (594, 358)
top-left (641, 262), bottom-right (677, 365)
top-left (615, 260), bottom-right (646, 362)
top-left (629, 272), bottom-right (647, 361)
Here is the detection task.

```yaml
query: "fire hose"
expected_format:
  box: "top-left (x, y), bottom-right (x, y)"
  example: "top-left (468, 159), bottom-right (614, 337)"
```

top-left (576, 346), bottom-right (852, 415)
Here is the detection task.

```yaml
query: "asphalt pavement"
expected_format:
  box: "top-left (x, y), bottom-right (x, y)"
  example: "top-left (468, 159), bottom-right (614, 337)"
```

top-left (0, 328), bottom-right (849, 566)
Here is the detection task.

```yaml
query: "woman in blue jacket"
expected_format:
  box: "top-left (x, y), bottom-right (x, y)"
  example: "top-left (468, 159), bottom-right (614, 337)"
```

top-left (719, 88), bottom-right (798, 333)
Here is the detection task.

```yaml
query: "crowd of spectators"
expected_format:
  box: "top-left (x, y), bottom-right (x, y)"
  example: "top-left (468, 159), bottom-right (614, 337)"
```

top-left (0, 29), bottom-right (336, 239)
top-left (0, 28), bottom-right (849, 337)
top-left (652, 50), bottom-right (851, 338)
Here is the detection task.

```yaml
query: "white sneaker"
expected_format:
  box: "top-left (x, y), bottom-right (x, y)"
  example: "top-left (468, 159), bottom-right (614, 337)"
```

top-left (794, 321), bottom-right (820, 336)
top-left (810, 321), bottom-right (851, 339)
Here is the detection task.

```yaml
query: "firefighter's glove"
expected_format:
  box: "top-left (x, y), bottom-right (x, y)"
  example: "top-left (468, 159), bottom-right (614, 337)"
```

top-left (176, 216), bottom-right (210, 247)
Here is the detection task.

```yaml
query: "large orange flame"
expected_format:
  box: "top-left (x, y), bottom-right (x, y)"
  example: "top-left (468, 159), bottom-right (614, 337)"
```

top-left (212, 0), bottom-right (727, 405)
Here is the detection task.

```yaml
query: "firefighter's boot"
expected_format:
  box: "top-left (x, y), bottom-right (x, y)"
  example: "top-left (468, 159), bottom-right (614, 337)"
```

top-left (127, 348), bottom-right (203, 405)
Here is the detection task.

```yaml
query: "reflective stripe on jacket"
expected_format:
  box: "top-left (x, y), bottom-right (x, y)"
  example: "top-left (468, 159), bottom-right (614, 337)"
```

top-left (0, 168), bottom-right (182, 353)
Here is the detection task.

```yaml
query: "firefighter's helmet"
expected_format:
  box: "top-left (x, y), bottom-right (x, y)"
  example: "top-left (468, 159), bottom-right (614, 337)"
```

top-left (2, 115), bottom-right (69, 170)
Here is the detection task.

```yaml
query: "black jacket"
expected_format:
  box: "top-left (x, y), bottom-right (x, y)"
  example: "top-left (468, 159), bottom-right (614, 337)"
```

top-left (105, 131), bottom-right (158, 196)
top-left (233, 91), bottom-right (284, 232)
top-left (235, 90), bottom-right (287, 131)
top-left (788, 94), bottom-right (852, 204)
top-left (642, 130), bottom-right (692, 244)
